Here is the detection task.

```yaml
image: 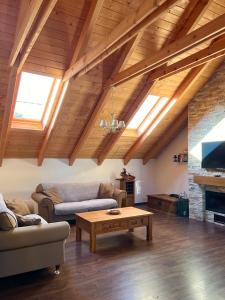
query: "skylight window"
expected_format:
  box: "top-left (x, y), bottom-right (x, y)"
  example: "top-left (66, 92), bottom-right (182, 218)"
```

top-left (138, 97), bottom-right (169, 133)
top-left (127, 95), bottom-right (160, 129)
top-left (13, 72), bottom-right (61, 130)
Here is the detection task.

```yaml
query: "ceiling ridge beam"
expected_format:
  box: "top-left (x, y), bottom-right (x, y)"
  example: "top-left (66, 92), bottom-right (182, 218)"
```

top-left (96, 0), bottom-right (209, 165)
top-left (110, 12), bottom-right (225, 86)
top-left (142, 108), bottom-right (188, 164)
top-left (62, 0), bottom-right (180, 82)
top-left (68, 32), bottom-right (144, 166)
top-left (37, 0), bottom-right (104, 166)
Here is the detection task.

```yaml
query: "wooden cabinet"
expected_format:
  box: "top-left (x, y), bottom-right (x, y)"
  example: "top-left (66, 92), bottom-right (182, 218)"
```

top-left (148, 194), bottom-right (178, 214)
top-left (116, 178), bottom-right (135, 207)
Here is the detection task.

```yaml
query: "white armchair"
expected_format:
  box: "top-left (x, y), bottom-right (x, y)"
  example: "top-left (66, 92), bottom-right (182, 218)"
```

top-left (0, 195), bottom-right (70, 278)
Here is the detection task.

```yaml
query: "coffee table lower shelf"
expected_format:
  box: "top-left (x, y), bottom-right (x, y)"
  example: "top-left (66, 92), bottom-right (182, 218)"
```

top-left (75, 207), bottom-right (153, 252)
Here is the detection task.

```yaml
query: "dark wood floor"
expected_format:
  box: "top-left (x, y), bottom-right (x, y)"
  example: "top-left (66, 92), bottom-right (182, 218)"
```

top-left (1, 207), bottom-right (225, 300)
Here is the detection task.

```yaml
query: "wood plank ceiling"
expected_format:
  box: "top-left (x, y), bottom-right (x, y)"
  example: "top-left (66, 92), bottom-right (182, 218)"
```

top-left (0, 0), bottom-right (225, 166)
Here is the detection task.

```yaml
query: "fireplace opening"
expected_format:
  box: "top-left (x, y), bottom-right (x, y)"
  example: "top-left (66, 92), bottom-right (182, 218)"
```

top-left (205, 191), bottom-right (225, 214)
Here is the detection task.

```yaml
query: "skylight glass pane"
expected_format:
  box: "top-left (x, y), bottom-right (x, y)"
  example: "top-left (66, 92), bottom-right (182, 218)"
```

top-left (127, 95), bottom-right (160, 129)
top-left (138, 97), bottom-right (169, 133)
top-left (14, 72), bottom-right (54, 121)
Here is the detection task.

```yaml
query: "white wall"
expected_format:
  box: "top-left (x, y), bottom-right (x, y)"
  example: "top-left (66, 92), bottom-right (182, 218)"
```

top-left (0, 129), bottom-right (188, 203)
top-left (0, 158), bottom-right (156, 203)
top-left (152, 127), bottom-right (188, 196)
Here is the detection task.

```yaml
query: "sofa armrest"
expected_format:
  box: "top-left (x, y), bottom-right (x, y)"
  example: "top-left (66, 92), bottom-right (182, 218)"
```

top-left (31, 192), bottom-right (54, 222)
top-left (113, 188), bottom-right (127, 207)
top-left (0, 222), bottom-right (70, 251)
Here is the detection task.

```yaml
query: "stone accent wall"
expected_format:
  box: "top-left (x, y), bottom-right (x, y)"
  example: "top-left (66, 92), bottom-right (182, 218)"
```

top-left (188, 61), bottom-right (225, 224)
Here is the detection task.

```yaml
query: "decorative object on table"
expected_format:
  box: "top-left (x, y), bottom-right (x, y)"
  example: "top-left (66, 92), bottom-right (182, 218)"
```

top-left (173, 149), bottom-right (188, 163)
top-left (99, 86), bottom-right (126, 133)
top-left (120, 168), bottom-right (128, 178)
top-left (107, 209), bottom-right (121, 215)
top-left (120, 168), bottom-right (135, 181)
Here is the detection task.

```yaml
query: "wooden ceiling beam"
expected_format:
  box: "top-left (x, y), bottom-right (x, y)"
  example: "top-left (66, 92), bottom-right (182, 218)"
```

top-left (69, 32), bottom-right (144, 166)
top-left (9, 0), bottom-right (44, 66)
top-left (69, 0), bottom-right (104, 66)
top-left (62, 0), bottom-right (180, 82)
top-left (147, 35), bottom-right (225, 82)
top-left (37, 0), bottom-right (104, 166)
top-left (96, 0), bottom-right (209, 165)
top-left (110, 13), bottom-right (225, 86)
top-left (142, 108), bottom-right (188, 164)
top-left (123, 65), bottom-right (205, 165)
top-left (0, 66), bottom-right (21, 166)
top-left (17, 0), bottom-right (58, 73)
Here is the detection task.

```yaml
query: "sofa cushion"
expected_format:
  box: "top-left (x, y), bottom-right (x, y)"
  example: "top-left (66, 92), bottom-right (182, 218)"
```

top-left (37, 182), bottom-right (100, 202)
top-left (0, 195), bottom-right (18, 231)
top-left (54, 198), bottom-right (118, 216)
top-left (16, 214), bottom-right (43, 227)
top-left (85, 198), bottom-right (118, 211)
top-left (5, 198), bottom-right (30, 216)
top-left (98, 183), bottom-right (114, 198)
top-left (42, 188), bottom-right (63, 204)
top-left (54, 202), bottom-right (89, 216)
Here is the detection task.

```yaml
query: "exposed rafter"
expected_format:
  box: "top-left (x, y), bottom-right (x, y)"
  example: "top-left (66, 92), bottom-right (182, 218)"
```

top-left (62, 0), bottom-right (180, 82)
top-left (110, 13), bottom-right (225, 86)
top-left (142, 108), bottom-right (188, 164)
top-left (9, 0), bottom-right (44, 66)
top-left (123, 65), bottom-right (205, 165)
top-left (96, 0), bottom-right (209, 165)
top-left (69, 32), bottom-right (144, 166)
top-left (38, 0), bottom-right (104, 166)
top-left (147, 34), bottom-right (225, 82)
top-left (17, 0), bottom-right (58, 72)
top-left (0, 66), bottom-right (21, 166)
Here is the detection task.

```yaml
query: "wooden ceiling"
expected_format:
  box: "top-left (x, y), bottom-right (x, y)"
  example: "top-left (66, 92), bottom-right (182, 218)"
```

top-left (0, 0), bottom-right (225, 166)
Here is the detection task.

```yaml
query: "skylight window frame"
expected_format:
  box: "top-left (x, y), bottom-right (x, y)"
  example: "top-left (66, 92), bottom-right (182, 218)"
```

top-left (11, 73), bottom-right (59, 131)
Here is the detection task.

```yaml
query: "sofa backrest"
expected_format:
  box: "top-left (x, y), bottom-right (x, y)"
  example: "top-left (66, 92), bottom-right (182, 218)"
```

top-left (36, 182), bottom-right (100, 202)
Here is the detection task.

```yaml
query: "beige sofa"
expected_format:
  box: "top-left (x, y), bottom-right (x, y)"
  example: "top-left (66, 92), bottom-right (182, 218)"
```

top-left (32, 182), bottom-right (127, 222)
top-left (0, 194), bottom-right (70, 278)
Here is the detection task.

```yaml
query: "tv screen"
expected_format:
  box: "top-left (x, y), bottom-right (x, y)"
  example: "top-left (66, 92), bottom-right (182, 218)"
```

top-left (202, 141), bottom-right (225, 169)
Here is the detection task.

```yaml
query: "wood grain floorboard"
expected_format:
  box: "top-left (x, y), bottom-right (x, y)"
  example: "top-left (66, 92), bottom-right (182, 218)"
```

top-left (0, 207), bottom-right (225, 300)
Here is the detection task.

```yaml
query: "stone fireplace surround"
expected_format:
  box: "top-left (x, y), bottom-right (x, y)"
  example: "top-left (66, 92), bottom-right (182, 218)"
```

top-left (188, 61), bottom-right (225, 226)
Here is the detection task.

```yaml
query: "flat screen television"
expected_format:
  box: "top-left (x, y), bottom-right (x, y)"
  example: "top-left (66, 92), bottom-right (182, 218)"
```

top-left (202, 141), bottom-right (225, 169)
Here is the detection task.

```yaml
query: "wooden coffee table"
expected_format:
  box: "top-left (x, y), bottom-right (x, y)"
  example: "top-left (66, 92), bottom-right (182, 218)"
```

top-left (75, 207), bottom-right (153, 252)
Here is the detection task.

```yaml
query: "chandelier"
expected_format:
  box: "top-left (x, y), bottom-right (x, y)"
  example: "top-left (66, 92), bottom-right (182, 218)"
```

top-left (99, 87), bottom-right (126, 133)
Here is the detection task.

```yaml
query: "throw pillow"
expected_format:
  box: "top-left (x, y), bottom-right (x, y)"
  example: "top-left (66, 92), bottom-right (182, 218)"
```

top-left (5, 198), bottom-right (30, 216)
top-left (99, 183), bottom-right (114, 199)
top-left (42, 188), bottom-right (63, 204)
top-left (0, 208), bottom-right (18, 231)
top-left (16, 214), bottom-right (41, 227)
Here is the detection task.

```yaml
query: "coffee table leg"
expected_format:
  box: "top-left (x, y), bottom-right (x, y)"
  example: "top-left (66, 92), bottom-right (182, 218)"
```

top-left (76, 223), bottom-right (82, 241)
top-left (147, 216), bottom-right (152, 241)
top-left (90, 229), bottom-right (96, 253)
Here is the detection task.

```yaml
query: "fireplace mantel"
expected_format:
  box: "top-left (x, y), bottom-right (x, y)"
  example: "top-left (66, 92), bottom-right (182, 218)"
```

top-left (194, 175), bottom-right (225, 187)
